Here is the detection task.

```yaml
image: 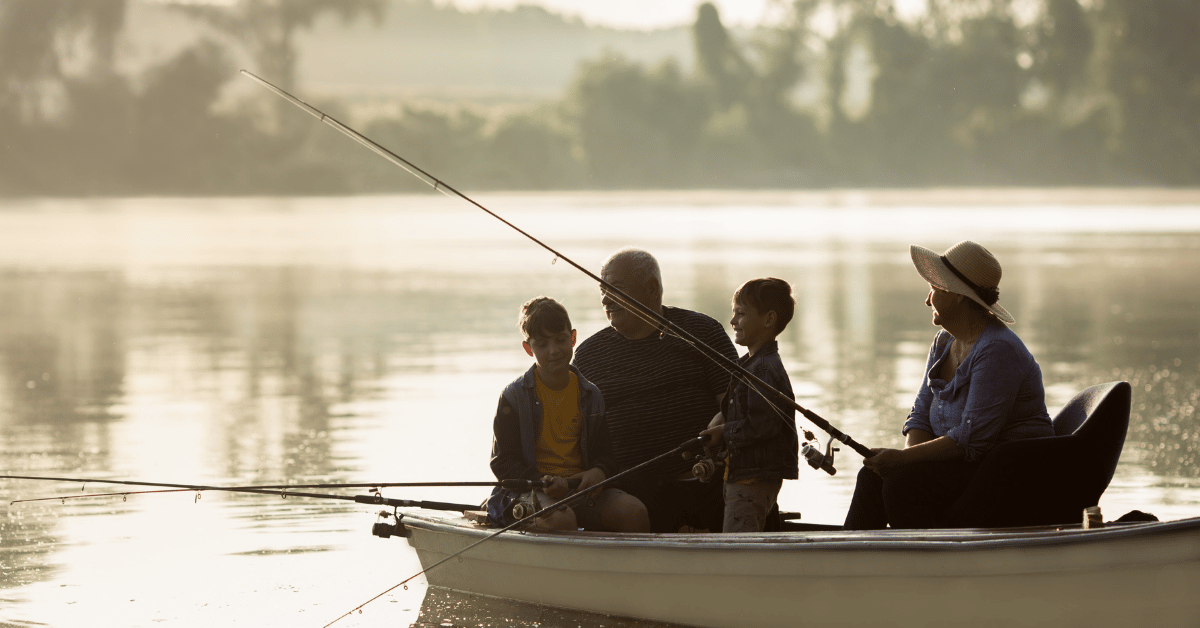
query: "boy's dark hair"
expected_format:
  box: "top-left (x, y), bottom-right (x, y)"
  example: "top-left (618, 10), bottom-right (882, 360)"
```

top-left (518, 296), bottom-right (572, 340)
top-left (733, 278), bottom-right (795, 334)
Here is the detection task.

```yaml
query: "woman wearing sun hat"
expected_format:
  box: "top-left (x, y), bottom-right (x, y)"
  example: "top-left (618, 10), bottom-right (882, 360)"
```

top-left (843, 241), bottom-right (1054, 530)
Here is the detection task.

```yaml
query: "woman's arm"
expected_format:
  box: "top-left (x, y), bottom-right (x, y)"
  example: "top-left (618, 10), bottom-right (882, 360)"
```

top-left (906, 428), bottom-right (936, 447)
top-left (862, 435), bottom-right (963, 474)
top-left (902, 333), bottom-right (947, 436)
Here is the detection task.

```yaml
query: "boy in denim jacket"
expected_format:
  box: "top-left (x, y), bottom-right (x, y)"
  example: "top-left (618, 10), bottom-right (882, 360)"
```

top-left (700, 279), bottom-right (799, 532)
top-left (486, 297), bottom-right (649, 532)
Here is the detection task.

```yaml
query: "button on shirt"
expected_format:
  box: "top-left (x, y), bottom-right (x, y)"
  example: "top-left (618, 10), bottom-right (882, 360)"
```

top-left (902, 322), bottom-right (1054, 461)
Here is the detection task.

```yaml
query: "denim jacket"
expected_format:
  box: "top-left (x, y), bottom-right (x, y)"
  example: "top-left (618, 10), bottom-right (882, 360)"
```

top-left (722, 341), bottom-right (800, 482)
top-left (486, 364), bottom-right (616, 524)
top-left (903, 323), bottom-right (1054, 462)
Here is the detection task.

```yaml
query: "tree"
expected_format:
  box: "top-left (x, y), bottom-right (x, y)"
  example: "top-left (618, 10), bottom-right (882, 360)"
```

top-left (1103, 0), bottom-right (1200, 183)
top-left (693, 2), bottom-right (752, 110)
top-left (567, 56), bottom-right (709, 187)
top-left (1034, 0), bottom-right (1093, 98)
top-left (175, 0), bottom-right (385, 92)
top-left (0, 0), bottom-right (130, 194)
top-left (0, 0), bottom-right (127, 122)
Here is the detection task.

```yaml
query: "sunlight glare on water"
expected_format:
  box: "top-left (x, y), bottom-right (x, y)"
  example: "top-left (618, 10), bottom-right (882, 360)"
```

top-left (1, 189), bottom-right (1199, 628)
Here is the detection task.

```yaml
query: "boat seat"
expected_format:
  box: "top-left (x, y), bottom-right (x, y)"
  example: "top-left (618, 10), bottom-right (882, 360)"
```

top-left (944, 381), bottom-right (1131, 528)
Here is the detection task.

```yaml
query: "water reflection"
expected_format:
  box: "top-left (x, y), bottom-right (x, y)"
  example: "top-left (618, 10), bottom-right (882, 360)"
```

top-left (413, 587), bottom-right (686, 628)
top-left (1, 196), bottom-right (1199, 626)
top-left (0, 270), bottom-right (126, 425)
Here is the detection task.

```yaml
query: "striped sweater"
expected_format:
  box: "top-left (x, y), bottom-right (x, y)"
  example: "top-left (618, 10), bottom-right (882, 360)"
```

top-left (573, 306), bottom-right (737, 487)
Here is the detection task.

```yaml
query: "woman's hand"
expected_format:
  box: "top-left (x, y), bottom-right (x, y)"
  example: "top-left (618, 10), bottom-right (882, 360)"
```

top-left (865, 436), bottom-right (963, 476)
top-left (862, 448), bottom-right (908, 476)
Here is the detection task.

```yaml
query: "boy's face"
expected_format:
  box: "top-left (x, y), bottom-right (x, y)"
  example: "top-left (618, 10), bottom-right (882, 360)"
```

top-left (730, 300), bottom-right (775, 349)
top-left (523, 327), bottom-right (577, 374)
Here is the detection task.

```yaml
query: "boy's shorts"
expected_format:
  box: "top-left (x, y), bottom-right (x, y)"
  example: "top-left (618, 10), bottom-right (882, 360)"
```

top-left (723, 479), bottom-right (782, 533)
top-left (515, 486), bottom-right (632, 531)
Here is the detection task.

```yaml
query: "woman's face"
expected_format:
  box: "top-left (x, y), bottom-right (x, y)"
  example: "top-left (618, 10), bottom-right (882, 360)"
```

top-left (925, 284), bottom-right (962, 327)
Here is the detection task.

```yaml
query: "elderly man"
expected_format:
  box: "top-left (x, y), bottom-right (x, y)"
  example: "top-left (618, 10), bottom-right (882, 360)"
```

top-left (573, 247), bottom-right (738, 532)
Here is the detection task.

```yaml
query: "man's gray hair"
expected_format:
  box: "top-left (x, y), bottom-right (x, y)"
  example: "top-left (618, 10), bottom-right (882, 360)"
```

top-left (602, 247), bottom-right (664, 302)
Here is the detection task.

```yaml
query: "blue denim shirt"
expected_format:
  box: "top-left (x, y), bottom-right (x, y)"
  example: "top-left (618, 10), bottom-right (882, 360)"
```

top-left (485, 364), bottom-right (615, 525)
top-left (903, 323), bottom-right (1053, 462)
top-left (723, 340), bottom-right (800, 482)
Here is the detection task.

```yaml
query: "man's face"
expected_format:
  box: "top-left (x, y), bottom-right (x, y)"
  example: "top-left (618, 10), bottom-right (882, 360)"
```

top-left (600, 258), bottom-right (659, 339)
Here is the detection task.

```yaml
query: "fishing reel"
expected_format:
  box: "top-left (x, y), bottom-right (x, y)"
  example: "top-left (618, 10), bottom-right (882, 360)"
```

top-left (509, 491), bottom-right (542, 521)
top-left (690, 446), bottom-right (726, 483)
top-left (801, 438), bottom-right (838, 476)
top-left (508, 476), bottom-right (583, 520)
top-left (371, 509), bottom-right (409, 539)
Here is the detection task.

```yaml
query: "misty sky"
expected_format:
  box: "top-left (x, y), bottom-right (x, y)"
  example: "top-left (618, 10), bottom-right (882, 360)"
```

top-left (450, 0), bottom-right (782, 28)
top-left (449, 0), bottom-right (928, 29)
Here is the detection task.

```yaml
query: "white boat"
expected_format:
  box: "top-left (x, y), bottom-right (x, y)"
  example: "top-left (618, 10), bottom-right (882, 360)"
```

top-left (391, 512), bottom-right (1200, 628)
top-left (370, 382), bottom-right (1187, 627)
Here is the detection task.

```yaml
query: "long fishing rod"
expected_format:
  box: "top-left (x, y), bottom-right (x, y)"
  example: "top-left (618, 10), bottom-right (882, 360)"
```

top-left (2, 475), bottom-right (562, 510)
top-left (239, 69), bottom-right (873, 459)
top-left (323, 435), bottom-right (709, 628)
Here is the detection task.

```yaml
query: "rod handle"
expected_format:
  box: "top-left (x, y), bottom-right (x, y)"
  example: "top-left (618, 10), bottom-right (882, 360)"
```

top-left (499, 477), bottom-right (584, 491)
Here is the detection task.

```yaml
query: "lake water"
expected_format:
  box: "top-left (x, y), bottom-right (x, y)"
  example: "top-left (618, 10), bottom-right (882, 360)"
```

top-left (1, 190), bottom-right (1199, 627)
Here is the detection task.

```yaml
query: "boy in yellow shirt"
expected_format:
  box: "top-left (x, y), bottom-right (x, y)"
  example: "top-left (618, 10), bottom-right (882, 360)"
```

top-left (486, 297), bottom-right (650, 532)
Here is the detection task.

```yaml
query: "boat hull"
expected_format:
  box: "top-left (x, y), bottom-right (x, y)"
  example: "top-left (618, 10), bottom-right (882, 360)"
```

top-left (399, 514), bottom-right (1200, 628)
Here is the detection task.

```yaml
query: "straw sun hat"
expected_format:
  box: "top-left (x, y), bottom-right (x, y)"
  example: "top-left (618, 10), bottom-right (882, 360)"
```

top-left (910, 240), bottom-right (1015, 325)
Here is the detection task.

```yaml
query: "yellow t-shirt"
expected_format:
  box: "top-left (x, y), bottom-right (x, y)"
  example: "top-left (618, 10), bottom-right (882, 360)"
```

top-left (534, 370), bottom-right (584, 477)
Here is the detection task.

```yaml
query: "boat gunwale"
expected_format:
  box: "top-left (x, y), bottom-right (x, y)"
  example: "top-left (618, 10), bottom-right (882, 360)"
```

top-left (397, 511), bottom-right (1200, 552)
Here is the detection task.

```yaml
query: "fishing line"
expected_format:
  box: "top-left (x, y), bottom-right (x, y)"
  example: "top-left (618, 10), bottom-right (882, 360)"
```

top-left (586, 269), bottom-right (816, 453)
top-left (239, 69), bottom-right (872, 460)
top-left (321, 436), bottom-right (709, 628)
top-left (238, 69), bottom-right (873, 461)
top-left (3, 476), bottom-right (561, 507)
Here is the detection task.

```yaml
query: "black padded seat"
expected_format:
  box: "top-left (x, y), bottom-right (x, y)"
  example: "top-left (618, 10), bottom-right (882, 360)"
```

top-left (944, 381), bottom-right (1131, 528)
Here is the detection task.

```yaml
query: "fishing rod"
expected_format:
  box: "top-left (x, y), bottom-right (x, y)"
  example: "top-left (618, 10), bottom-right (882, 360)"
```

top-left (239, 70), bottom-right (873, 460)
top-left (323, 435), bottom-right (709, 628)
top-left (2, 475), bottom-right (564, 510)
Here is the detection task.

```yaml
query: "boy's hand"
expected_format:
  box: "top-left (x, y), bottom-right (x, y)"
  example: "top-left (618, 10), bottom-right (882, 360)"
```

top-left (574, 467), bottom-right (606, 493)
top-left (699, 423), bottom-right (725, 447)
top-left (541, 475), bottom-right (571, 499)
top-left (707, 412), bottom-right (725, 429)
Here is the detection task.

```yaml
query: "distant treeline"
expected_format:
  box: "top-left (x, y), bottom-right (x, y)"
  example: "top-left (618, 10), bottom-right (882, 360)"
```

top-left (1, 0), bottom-right (1197, 196)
